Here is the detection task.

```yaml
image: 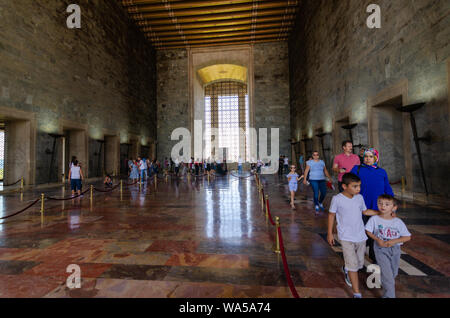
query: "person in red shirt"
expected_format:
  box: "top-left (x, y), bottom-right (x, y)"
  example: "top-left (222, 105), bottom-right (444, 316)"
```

top-left (333, 141), bottom-right (361, 192)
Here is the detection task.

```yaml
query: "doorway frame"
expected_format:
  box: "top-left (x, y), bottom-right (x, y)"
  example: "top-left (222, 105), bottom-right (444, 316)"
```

top-left (367, 79), bottom-right (413, 191)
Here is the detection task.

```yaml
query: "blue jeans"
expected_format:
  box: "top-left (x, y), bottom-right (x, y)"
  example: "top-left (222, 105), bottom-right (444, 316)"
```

top-left (140, 169), bottom-right (147, 180)
top-left (310, 180), bottom-right (327, 206)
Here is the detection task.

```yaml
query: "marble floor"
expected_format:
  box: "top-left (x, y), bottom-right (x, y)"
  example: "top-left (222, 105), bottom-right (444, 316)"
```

top-left (0, 174), bottom-right (448, 298)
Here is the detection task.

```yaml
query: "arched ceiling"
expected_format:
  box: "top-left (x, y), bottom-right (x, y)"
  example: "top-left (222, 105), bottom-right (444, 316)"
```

top-left (120, 0), bottom-right (300, 50)
top-left (197, 64), bottom-right (247, 84)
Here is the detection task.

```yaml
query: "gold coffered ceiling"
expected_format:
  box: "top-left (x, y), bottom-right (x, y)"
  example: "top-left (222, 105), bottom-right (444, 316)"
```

top-left (120, 0), bottom-right (300, 50)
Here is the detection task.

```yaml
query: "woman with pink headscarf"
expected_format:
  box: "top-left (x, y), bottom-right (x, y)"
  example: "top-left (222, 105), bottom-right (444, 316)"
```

top-left (351, 148), bottom-right (394, 263)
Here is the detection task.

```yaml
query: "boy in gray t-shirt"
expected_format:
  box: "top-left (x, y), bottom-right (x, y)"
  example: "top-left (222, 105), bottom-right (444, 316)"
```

top-left (328, 173), bottom-right (378, 298)
top-left (365, 194), bottom-right (411, 298)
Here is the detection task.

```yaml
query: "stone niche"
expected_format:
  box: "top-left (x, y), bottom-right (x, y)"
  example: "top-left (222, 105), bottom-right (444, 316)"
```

top-left (0, 106), bottom-right (36, 185)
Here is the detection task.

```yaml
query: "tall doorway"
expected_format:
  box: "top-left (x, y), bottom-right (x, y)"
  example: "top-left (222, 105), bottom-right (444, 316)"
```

top-left (204, 80), bottom-right (250, 162)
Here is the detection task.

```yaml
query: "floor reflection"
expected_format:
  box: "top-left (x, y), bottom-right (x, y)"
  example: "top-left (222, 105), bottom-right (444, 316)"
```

top-left (205, 178), bottom-right (252, 239)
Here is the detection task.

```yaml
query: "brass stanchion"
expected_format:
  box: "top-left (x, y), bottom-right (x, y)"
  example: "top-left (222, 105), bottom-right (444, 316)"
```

top-left (265, 195), bottom-right (269, 220)
top-left (401, 176), bottom-right (405, 197)
top-left (120, 180), bottom-right (123, 193)
top-left (274, 216), bottom-right (281, 254)
top-left (187, 173), bottom-right (191, 183)
top-left (90, 185), bottom-right (93, 202)
top-left (165, 171), bottom-right (169, 183)
top-left (261, 189), bottom-right (264, 209)
top-left (20, 192), bottom-right (23, 202)
top-left (20, 177), bottom-right (24, 191)
top-left (40, 193), bottom-right (45, 216)
top-left (207, 173), bottom-right (210, 183)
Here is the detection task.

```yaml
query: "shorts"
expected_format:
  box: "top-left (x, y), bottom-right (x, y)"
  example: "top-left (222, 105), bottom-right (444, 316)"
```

top-left (70, 179), bottom-right (82, 191)
top-left (289, 183), bottom-right (298, 192)
top-left (341, 240), bottom-right (366, 272)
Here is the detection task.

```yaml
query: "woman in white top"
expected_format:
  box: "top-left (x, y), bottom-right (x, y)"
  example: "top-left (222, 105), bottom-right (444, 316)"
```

top-left (68, 160), bottom-right (84, 197)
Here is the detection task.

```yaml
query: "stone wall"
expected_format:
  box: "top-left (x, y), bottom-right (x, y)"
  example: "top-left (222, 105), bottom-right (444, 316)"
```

top-left (157, 42), bottom-right (290, 163)
top-left (156, 49), bottom-right (189, 161)
top-left (289, 0), bottom-right (450, 197)
top-left (0, 0), bottom-right (157, 184)
top-left (254, 42), bottom-right (290, 160)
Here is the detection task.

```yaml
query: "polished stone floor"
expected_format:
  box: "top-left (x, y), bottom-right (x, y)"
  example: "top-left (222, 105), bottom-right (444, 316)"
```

top-left (0, 174), bottom-right (448, 298)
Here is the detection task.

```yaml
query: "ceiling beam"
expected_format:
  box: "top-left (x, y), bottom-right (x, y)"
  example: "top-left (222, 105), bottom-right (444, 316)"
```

top-left (132, 7), bottom-right (298, 24)
top-left (156, 38), bottom-right (288, 50)
top-left (144, 21), bottom-right (293, 36)
top-left (152, 33), bottom-right (288, 46)
top-left (122, 0), bottom-right (253, 9)
top-left (138, 15), bottom-right (296, 30)
top-left (148, 28), bottom-right (290, 41)
top-left (129, 1), bottom-right (298, 18)
top-left (123, 0), bottom-right (255, 11)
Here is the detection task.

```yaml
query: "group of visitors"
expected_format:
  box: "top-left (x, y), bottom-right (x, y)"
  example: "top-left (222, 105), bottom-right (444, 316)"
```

top-left (127, 157), bottom-right (160, 183)
top-left (285, 140), bottom-right (410, 298)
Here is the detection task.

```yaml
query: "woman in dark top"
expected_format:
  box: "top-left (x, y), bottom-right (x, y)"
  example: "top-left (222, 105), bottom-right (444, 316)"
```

top-left (351, 148), bottom-right (394, 263)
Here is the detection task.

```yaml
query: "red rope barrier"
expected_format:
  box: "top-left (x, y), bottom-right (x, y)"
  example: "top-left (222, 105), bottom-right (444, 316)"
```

top-left (47, 188), bottom-right (90, 201)
top-left (266, 198), bottom-right (276, 226)
top-left (0, 198), bottom-right (41, 220)
top-left (277, 227), bottom-right (300, 298)
top-left (93, 184), bottom-right (120, 193)
top-left (1, 178), bottom-right (22, 187)
top-left (229, 171), bottom-right (254, 179)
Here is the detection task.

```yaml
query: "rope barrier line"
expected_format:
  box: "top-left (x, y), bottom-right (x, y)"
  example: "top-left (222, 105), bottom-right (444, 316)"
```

top-left (266, 197), bottom-right (276, 226)
top-left (0, 198), bottom-right (40, 220)
top-left (1, 178), bottom-right (22, 187)
top-left (256, 180), bottom-right (300, 298)
top-left (277, 226), bottom-right (300, 298)
top-left (93, 184), bottom-right (120, 193)
top-left (47, 188), bottom-right (90, 201)
top-left (229, 171), bottom-right (254, 179)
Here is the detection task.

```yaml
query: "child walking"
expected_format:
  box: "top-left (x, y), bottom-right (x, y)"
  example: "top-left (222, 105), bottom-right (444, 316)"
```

top-left (327, 173), bottom-right (378, 298)
top-left (287, 165), bottom-right (303, 210)
top-left (365, 194), bottom-right (411, 298)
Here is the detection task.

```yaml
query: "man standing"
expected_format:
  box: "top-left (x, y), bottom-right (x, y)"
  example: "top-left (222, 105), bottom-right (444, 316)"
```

top-left (278, 155), bottom-right (284, 176)
top-left (238, 157), bottom-right (243, 174)
top-left (333, 141), bottom-right (361, 192)
top-left (138, 157), bottom-right (147, 183)
top-left (283, 155), bottom-right (289, 174)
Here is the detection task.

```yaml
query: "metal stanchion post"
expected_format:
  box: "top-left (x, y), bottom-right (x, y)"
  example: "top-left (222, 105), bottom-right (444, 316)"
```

top-left (120, 180), bottom-right (123, 193)
top-left (20, 177), bottom-right (24, 191)
top-left (401, 176), bottom-right (405, 198)
top-left (154, 174), bottom-right (157, 191)
top-left (40, 193), bottom-right (45, 217)
top-left (261, 189), bottom-right (264, 209)
top-left (265, 195), bottom-right (269, 220)
top-left (274, 216), bottom-right (281, 254)
top-left (90, 185), bottom-right (93, 202)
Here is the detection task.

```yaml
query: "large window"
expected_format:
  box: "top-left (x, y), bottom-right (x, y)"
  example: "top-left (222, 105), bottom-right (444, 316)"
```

top-left (204, 81), bottom-right (249, 162)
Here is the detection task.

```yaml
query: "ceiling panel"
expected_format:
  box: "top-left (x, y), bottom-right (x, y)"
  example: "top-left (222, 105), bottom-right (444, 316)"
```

top-left (120, 0), bottom-right (300, 49)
